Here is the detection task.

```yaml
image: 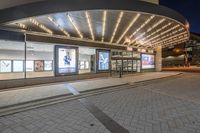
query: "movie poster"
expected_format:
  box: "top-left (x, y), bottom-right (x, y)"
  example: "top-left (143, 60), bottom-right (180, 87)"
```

top-left (142, 54), bottom-right (155, 69)
top-left (0, 60), bottom-right (12, 72)
top-left (98, 51), bottom-right (110, 71)
top-left (34, 60), bottom-right (44, 72)
top-left (13, 60), bottom-right (24, 72)
top-left (58, 48), bottom-right (76, 73)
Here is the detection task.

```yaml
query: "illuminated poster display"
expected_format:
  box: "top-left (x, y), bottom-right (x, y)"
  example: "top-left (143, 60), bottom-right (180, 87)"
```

top-left (142, 54), bottom-right (155, 69)
top-left (98, 50), bottom-right (110, 71)
top-left (57, 47), bottom-right (77, 74)
top-left (0, 60), bottom-right (12, 72)
top-left (26, 61), bottom-right (34, 72)
top-left (44, 61), bottom-right (53, 71)
top-left (13, 60), bottom-right (24, 72)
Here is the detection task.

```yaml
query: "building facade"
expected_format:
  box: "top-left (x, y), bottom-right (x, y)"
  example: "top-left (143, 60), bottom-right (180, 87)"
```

top-left (0, 0), bottom-right (189, 89)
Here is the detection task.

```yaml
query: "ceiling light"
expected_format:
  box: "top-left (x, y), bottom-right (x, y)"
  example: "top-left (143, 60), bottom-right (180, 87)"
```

top-left (48, 16), bottom-right (70, 37)
top-left (67, 13), bottom-right (83, 38)
top-left (29, 18), bottom-right (53, 34)
top-left (110, 11), bottom-right (124, 43)
top-left (116, 13), bottom-right (140, 44)
top-left (102, 11), bottom-right (107, 42)
top-left (85, 11), bottom-right (95, 40)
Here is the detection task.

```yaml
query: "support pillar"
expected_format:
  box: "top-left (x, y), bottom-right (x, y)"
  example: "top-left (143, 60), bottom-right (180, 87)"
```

top-left (155, 46), bottom-right (162, 72)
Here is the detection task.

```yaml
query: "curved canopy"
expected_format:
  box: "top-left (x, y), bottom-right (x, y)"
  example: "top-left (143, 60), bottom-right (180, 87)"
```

top-left (0, 0), bottom-right (190, 49)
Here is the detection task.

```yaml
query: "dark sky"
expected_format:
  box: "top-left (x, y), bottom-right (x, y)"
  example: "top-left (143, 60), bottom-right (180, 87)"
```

top-left (160, 0), bottom-right (200, 34)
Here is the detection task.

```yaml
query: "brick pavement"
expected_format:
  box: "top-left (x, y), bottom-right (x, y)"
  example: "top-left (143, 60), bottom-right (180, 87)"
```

top-left (88, 86), bottom-right (200, 133)
top-left (1, 73), bottom-right (200, 133)
top-left (0, 101), bottom-right (110, 133)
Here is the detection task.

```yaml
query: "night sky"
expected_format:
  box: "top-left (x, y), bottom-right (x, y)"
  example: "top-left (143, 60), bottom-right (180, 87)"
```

top-left (160, 0), bottom-right (200, 34)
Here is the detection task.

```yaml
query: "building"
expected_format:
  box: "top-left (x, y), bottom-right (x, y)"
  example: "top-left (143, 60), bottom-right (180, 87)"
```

top-left (162, 32), bottom-right (200, 67)
top-left (0, 0), bottom-right (189, 89)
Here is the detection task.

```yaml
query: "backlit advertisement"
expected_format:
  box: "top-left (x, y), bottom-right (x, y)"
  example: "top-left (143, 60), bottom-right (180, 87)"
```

top-left (142, 54), bottom-right (155, 69)
top-left (13, 60), bottom-right (24, 72)
top-left (58, 47), bottom-right (77, 74)
top-left (0, 60), bottom-right (12, 72)
top-left (98, 51), bottom-right (110, 71)
top-left (26, 61), bottom-right (34, 72)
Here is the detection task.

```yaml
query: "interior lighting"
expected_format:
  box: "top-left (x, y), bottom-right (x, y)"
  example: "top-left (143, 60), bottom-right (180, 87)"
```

top-left (85, 11), bottom-right (95, 40)
top-left (48, 16), bottom-right (70, 37)
top-left (29, 18), bottom-right (53, 34)
top-left (116, 13), bottom-right (140, 44)
top-left (102, 11), bottom-right (107, 42)
top-left (110, 12), bottom-right (124, 43)
top-left (67, 13), bottom-right (83, 38)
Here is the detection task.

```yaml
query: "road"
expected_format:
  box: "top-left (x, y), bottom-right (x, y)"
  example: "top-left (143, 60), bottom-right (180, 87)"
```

top-left (0, 73), bottom-right (200, 133)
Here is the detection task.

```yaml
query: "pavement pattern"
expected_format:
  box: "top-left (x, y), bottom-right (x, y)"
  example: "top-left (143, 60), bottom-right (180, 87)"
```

top-left (0, 73), bottom-right (200, 133)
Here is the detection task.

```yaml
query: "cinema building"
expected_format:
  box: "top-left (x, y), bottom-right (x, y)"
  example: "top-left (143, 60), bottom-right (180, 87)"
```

top-left (0, 0), bottom-right (189, 89)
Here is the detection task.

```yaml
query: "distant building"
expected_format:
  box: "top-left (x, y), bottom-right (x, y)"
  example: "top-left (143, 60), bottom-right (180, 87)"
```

top-left (162, 32), bottom-right (200, 67)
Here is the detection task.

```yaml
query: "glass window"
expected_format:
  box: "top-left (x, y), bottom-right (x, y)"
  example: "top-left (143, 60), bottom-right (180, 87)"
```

top-left (26, 42), bottom-right (54, 78)
top-left (111, 50), bottom-right (123, 57)
top-left (79, 47), bottom-right (96, 74)
top-left (133, 52), bottom-right (140, 58)
top-left (0, 40), bottom-right (25, 80)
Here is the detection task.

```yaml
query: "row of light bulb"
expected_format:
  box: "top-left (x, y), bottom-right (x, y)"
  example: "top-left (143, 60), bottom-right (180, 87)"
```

top-left (29, 18), bottom-right (53, 34)
top-left (85, 11), bottom-right (95, 40)
top-left (151, 27), bottom-right (184, 44)
top-left (129, 18), bottom-right (166, 47)
top-left (110, 12), bottom-right (124, 43)
top-left (142, 22), bottom-right (172, 44)
top-left (116, 13), bottom-right (141, 44)
top-left (153, 31), bottom-right (187, 46)
top-left (67, 13), bottom-right (83, 39)
top-left (102, 11), bottom-right (107, 42)
top-left (128, 15), bottom-right (155, 42)
top-left (48, 16), bottom-right (70, 37)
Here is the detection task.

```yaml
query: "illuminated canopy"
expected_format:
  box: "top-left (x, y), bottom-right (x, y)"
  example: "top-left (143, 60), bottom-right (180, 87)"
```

top-left (0, 0), bottom-right (189, 49)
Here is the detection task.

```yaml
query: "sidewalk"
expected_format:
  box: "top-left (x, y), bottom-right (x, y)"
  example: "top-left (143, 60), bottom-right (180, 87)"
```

top-left (0, 72), bottom-right (180, 108)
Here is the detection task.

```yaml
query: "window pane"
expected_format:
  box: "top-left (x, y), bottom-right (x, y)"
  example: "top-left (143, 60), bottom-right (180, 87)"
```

top-left (26, 42), bottom-right (54, 78)
top-left (79, 47), bottom-right (96, 74)
top-left (0, 40), bottom-right (25, 80)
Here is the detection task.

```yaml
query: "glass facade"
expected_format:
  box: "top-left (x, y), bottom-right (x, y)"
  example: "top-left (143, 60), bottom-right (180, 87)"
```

top-left (79, 47), bottom-right (96, 74)
top-left (26, 42), bottom-right (54, 78)
top-left (111, 50), bottom-right (141, 74)
top-left (0, 40), bottom-right (25, 80)
top-left (0, 39), bottom-right (155, 81)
